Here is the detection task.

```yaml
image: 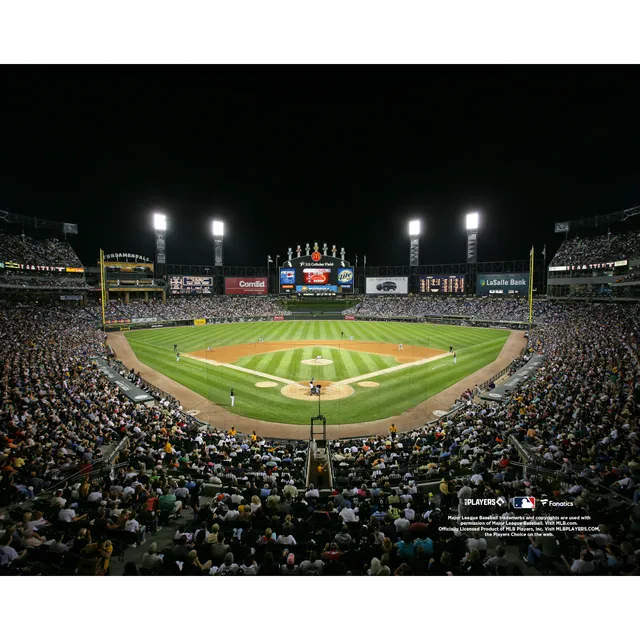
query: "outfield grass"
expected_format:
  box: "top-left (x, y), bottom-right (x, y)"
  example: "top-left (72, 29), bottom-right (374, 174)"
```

top-left (125, 320), bottom-right (509, 424)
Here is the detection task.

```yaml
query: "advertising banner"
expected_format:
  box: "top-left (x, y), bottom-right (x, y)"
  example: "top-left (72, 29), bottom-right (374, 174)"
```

top-left (273, 316), bottom-right (285, 321)
top-left (477, 273), bottom-right (529, 296)
top-left (60, 295), bottom-right (83, 301)
top-left (337, 268), bottom-right (354, 285)
top-left (295, 284), bottom-right (338, 293)
top-left (66, 267), bottom-right (85, 273)
top-left (344, 315), bottom-right (356, 320)
top-left (365, 277), bottom-right (408, 294)
top-left (194, 318), bottom-right (207, 326)
top-left (225, 277), bottom-right (268, 295)
top-left (133, 317), bottom-right (158, 324)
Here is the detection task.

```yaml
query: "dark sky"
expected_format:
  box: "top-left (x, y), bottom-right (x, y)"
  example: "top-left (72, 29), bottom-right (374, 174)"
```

top-left (1, 66), bottom-right (640, 268)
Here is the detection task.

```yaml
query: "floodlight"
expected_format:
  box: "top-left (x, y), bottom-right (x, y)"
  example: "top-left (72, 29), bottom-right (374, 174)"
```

top-left (409, 220), bottom-right (421, 236)
top-left (212, 220), bottom-right (224, 237)
top-left (466, 212), bottom-right (479, 230)
top-left (153, 212), bottom-right (167, 230)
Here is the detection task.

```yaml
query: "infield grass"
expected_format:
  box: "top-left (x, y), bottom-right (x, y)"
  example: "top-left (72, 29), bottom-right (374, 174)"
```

top-left (125, 320), bottom-right (509, 425)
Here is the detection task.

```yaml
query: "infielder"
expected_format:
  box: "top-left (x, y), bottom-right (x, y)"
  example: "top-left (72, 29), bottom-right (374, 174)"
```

top-left (259, 337), bottom-right (264, 343)
top-left (316, 354), bottom-right (322, 361)
top-left (398, 343), bottom-right (404, 351)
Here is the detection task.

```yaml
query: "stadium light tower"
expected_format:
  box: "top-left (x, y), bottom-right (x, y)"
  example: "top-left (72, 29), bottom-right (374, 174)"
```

top-left (152, 212), bottom-right (167, 282)
top-left (465, 212), bottom-right (479, 262)
top-left (408, 219), bottom-right (421, 294)
top-left (465, 211), bottom-right (479, 295)
top-left (212, 219), bottom-right (224, 294)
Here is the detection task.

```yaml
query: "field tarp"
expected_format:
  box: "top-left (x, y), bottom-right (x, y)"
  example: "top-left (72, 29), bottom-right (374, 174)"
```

top-left (480, 355), bottom-right (544, 402)
top-left (91, 357), bottom-right (155, 404)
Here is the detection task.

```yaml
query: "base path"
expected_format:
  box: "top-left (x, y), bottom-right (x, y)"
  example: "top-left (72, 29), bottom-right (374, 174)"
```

top-left (107, 330), bottom-right (526, 440)
top-left (189, 340), bottom-right (443, 365)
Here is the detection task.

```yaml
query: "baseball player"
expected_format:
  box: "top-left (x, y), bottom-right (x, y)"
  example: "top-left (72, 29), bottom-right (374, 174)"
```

top-left (316, 354), bottom-right (322, 361)
top-left (449, 345), bottom-right (453, 353)
top-left (349, 335), bottom-right (354, 341)
top-left (398, 343), bottom-right (404, 351)
top-left (453, 352), bottom-right (457, 364)
top-left (176, 352), bottom-right (180, 362)
top-left (259, 337), bottom-right (264, 343)
top-left (230, 388), bottom-right (235, 407)
top-left (207, 346), bottom-right (212, 352)
top-left (173, 344), bottom-right (178, 353)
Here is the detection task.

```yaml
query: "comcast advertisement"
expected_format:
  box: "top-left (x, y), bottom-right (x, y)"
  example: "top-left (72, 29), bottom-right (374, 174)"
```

top-left (477, 273), bottom-right (529, 296)
top-left (366, 277), bottom-right (408, 295)
top-left (225, 277), bottom-right (268, 295)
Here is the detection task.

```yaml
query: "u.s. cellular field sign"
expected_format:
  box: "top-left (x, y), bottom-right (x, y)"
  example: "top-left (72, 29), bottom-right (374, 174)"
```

top-left (477, 272), bottom-right (529, 296)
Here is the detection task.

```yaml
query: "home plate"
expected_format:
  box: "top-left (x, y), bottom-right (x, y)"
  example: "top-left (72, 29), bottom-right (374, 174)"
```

top-left (357, 381), bottom-right (380, 387)
top-left (255, 381), bottom-right (278, 388)
top-left (301, 358), bottom-right (333, 366)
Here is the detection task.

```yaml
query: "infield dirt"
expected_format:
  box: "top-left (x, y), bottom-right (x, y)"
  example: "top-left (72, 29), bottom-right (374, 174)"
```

top-left (188, 340), bottom-right (444, 365)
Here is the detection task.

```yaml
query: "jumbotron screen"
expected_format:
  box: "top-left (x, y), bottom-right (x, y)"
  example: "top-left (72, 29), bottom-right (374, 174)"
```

top-left (279, 266), bottom-right (354, 295)
top-left (170, 275), bottom-right (213, 294)
top-left (419, 275), bottom-right (465, 294)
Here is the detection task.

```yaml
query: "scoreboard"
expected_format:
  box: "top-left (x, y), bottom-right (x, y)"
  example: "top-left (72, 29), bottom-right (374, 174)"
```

top-left (170, 275), bottom-right (213, 295)
top-left (419, 275), bottom-right (465, 294)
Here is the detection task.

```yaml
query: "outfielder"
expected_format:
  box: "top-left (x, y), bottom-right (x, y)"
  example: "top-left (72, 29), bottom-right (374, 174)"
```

top-left (176, 352), bottom-right (180, 362)
top-left (230, 388), bottom-right (235, 407)
top-left (453, 352), bottom-right (457, 364)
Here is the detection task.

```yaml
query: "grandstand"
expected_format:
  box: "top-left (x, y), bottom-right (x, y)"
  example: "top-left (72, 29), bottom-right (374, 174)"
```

top-left (1, 224), bottom-right (639, 578)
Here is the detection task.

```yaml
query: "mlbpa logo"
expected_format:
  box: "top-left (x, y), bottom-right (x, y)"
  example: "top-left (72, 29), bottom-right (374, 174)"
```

top-left (513, 497), bottom-right (536, 509)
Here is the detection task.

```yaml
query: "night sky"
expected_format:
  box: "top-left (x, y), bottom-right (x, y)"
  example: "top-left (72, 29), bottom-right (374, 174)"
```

top-left (1, 66), bottom-right (639, 268)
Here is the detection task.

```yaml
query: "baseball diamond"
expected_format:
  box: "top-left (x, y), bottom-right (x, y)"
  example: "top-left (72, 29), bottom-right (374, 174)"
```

top-left (113, 320), bottom-right (521, 435)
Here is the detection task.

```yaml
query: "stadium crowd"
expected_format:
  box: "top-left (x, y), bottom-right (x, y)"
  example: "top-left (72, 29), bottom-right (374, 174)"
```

top-left (550, 229), bottom-right (640, 267)
top-left (0, 272), bottom-right (87, 289)
top-left (344, 296), bottom-right (557, 321)
top-left (91, 296), bottom-right (290, 321)
top-left (0, 302), bottom-right (307, 575)
top-left (0, 233), bottom-right (83, 267)
top-left (1, 299), bottom-right (639, 576)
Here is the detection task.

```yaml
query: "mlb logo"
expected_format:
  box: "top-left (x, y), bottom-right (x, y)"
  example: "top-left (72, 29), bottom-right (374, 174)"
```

top-left (513, 497), bottom-right (536, 509)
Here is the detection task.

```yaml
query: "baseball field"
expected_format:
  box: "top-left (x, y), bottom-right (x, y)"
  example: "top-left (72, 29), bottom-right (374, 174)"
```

top-left (124, 320), bottom-right (510, 425)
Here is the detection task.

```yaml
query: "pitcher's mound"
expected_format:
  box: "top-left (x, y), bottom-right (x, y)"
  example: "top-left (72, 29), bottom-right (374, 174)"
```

top-left (255, 381), bottom-right (278, 388)
top-left (301, 358), bottom-right (333, 366)
top-left (281, 380), bottom-right (354, 401)
top-left (357, 381), bottom-right (380, 388)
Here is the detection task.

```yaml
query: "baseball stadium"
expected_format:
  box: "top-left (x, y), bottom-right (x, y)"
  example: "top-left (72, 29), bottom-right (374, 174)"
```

top-left (1, 208), bottom-right (640, 580)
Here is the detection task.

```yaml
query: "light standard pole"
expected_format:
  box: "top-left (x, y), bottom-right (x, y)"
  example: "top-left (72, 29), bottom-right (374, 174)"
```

top-left (212, 220), bottom-right (224, 294)
top-left (408, 219), bottom-right (421, 294)
top-left (465, 212), bottom-right (479, 295)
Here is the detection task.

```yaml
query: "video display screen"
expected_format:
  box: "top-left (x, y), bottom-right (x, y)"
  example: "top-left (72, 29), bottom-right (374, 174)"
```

top-left (280, 266), bottom-right (354, 294)
top-left (170, 275), bottom-right (213, 294)
top-left (419, 275), bottom-right (465, 294)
